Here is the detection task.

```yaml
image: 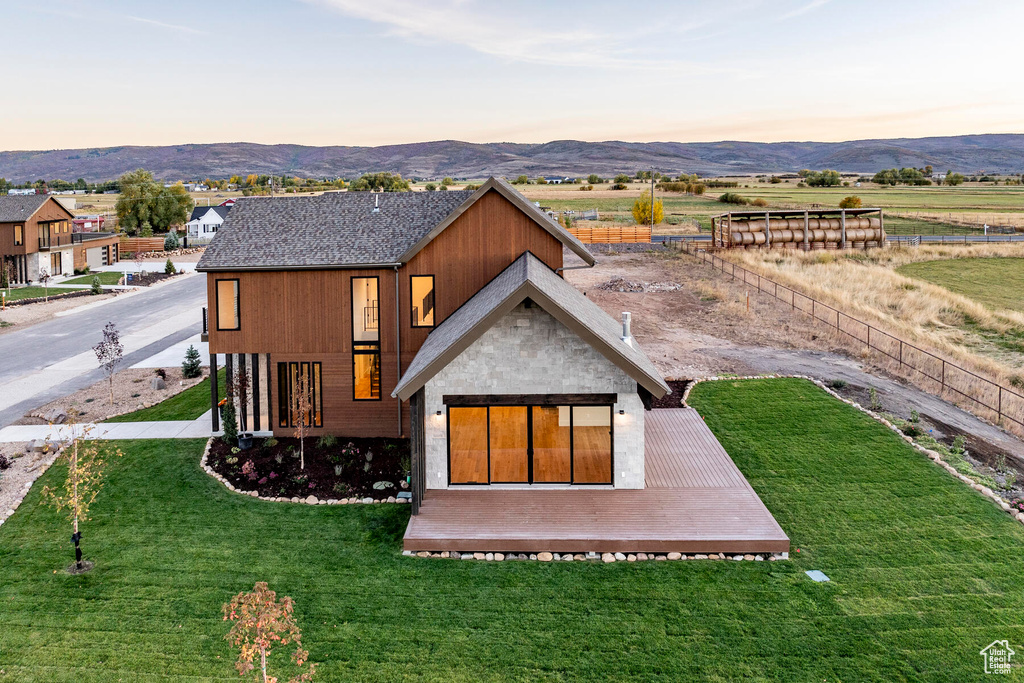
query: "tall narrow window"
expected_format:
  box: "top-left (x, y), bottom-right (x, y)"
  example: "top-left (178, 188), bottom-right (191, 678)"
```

top-left (216, 279), bottom-right (240, 330)
top-left (13, 225), bottom-right (22, 246)
top-left (410, 275), bottom-right (435, 328)
top-left (277, 361), bottom-right (323, 428)
top-left (352, 277), bottom-right (380, 400)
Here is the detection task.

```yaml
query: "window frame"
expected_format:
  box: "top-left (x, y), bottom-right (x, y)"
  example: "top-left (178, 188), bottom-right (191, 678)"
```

top-left (445, 398), bottom-right (614, 486)
top-left (276, 361), bottom-right (323, 429)
top-left (215, 278), bottom-right (241, 331)
top-left (410, 274), bottom-right (436, 329)
top-left (13, 224), bottom-right (23, 246)
top-left (351, 276), bottom-right (382, 401)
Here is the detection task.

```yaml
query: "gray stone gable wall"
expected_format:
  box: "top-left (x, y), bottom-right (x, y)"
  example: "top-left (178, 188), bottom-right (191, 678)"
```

top-left (423, 303), bottom-right (645, 489)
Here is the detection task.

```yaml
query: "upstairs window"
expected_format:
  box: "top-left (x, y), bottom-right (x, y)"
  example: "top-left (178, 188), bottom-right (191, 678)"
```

top-left (13, 224), bottom-right (22, 246)
top-left (216, 279), bottom-right (240, 330)
top-left (352, 277), bottom-right (381, 400)
top-left (411, 275), bottom-right (435, 328)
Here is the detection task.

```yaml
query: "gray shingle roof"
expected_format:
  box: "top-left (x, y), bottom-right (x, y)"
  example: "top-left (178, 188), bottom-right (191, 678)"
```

top-left (197, 190), bottom-right (474, 269)
top-left (189, 205), bottom-right (232, 222)
top-left (196, 177), bottom-right (595, 270)
top-left (393, 252), bottom-right (669, 400)
top-left (0, 195), bottom-right (49, 222)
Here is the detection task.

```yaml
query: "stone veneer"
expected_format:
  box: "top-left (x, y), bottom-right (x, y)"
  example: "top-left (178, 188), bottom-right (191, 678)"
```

top-left (423, 302), bottom-right (645, 489)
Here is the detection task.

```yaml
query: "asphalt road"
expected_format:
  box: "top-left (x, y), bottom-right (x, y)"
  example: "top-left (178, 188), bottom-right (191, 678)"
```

top-left (0, 273), bottom-right (207, 428)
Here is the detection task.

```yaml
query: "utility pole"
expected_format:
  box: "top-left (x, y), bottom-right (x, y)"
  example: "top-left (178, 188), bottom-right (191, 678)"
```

top-left (650, 167), bottom-right (655, 233)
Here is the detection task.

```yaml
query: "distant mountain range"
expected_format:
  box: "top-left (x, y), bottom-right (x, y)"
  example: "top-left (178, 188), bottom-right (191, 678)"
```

top-left (1, 134), bottom-right (1022, 182)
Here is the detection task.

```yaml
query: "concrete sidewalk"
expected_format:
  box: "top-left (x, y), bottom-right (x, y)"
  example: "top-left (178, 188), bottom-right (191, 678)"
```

top-left (0, 410), bottom-right (214, 443)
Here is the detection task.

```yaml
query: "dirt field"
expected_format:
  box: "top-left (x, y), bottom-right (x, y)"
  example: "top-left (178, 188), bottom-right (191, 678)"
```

top-left (565, 246), bottom-right (1024, 475)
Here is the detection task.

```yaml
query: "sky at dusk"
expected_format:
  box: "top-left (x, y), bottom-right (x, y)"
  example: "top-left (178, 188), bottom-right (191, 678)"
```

top-left (4, 0), bottom-right (1022, 150)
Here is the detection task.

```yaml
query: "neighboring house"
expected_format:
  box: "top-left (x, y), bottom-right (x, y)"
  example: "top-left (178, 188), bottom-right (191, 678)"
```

top-left (72, 215), bottom-right (106, 232)
top-left (219, 198), bottom-right (236, 207)
top-left (6, 188), bottom-right (38, 196)
top-left (197, 177), bottom-right (789, 553)
top-left (0, 195), bottom-right (76, 283)
top-left (72, 232), bottom-right (120, 272)
top-left (186, 205), bottom-right (231, 238)
top-left (543, 176), bottom-right (569, 184)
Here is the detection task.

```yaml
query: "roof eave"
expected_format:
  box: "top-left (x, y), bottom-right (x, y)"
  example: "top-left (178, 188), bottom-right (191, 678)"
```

top-left (196, 262), bottom-right (404, 273)
top-left (395, 177), bottom-right (596, 266)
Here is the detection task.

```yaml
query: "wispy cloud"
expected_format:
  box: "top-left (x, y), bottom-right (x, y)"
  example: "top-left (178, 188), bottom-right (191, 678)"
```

top-left (778, 0), bottom-right (831, 21)
top-left (126, 15), bottom-right (206, 36)
top-left (302, 0), bottom-right (729, 72)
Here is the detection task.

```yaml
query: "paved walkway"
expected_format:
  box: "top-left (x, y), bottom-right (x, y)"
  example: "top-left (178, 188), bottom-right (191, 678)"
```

top-left (0, 410), bottom-right (214, 442)
top-left (0, 273), bottom-right (206, 428)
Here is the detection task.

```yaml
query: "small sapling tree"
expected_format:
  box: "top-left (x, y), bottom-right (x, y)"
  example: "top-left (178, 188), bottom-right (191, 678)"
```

top-left (223, 582), bottom-right (315, 683)
top-left (90, 275), bottom-right (102, 295)
top-left (229, 367), bottom-right (253, 433)
top-left (39, 268), bottom-right (51, 302)
top-left (182, 344), bottom-right (203, 379)
top-left (164, 258), bottom-right (176, 275)
top-left (41, 414), bottom-right (122, 572)
top-left (290, 371), bottom-right (313, 470)
top-left (93, 322), bottom-right (123, 406)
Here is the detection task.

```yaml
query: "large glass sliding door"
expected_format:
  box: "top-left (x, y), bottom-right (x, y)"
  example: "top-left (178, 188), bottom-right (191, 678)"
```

top-left (447, 400), bottom-right (612, 485)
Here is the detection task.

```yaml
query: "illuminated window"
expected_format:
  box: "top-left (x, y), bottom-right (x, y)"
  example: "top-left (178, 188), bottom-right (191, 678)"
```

top-left (13, 225), bottom-right (22, 246)
top-left (411, 275), bottom-right (435, 327)
top-left (352, 277), bottom-right (380, 400)
top-left (216, 279), bottom-right (240, 330)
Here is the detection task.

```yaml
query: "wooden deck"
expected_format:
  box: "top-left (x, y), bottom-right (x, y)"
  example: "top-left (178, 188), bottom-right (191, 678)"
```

top-left (403, 408), bottom-right (790, 554)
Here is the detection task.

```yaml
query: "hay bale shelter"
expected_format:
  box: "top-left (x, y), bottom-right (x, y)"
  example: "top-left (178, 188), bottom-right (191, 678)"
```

top-left (711, 208), bottom-right (885, 250)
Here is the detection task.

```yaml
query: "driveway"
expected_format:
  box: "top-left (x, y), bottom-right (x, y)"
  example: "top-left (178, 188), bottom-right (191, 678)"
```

top-left (0, 273), bottom-right (207, 428)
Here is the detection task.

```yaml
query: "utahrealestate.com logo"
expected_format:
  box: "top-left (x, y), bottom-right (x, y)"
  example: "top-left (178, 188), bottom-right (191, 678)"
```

top-left (981, 640), bottom-right (1015, 675)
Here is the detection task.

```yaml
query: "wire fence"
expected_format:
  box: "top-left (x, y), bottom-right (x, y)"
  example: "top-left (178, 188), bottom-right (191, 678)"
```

top-left (681, 243), bottom-right (1024, 432)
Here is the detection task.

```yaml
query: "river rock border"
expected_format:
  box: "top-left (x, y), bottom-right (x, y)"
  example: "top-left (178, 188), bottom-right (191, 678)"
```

top-left (682, 374), bottom-right (1024, 529)
top-left (0, 444), bottom-right (63, 528)
top-left (402, 550), bottom-right (785, 563)
top-left (199, 438), bottom-right (408, 506)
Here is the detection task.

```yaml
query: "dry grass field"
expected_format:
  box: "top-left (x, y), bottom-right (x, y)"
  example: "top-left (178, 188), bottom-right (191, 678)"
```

top-left (723, 244), bottom-right (1024, 389)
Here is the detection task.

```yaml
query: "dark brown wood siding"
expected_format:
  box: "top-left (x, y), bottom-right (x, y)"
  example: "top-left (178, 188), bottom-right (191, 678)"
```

top-left (207, 188), bottom-right (568, 438)
top-left (398, 189), bottom-right (564, 359)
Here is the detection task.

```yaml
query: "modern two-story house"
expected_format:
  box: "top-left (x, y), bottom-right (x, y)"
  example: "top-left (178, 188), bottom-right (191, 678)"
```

top-left (0, 195), bottom-right (77, 283)
top-left (198, 177), bottom-right (789, 554)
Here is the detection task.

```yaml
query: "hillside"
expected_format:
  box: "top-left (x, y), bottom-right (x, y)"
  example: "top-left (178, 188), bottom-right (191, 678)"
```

top-left (1, 134), bottom-right (1022, 182)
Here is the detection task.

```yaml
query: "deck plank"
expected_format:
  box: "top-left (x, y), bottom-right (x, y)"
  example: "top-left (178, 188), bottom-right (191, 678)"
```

top-left (404, 408), bottom-right (789, 554)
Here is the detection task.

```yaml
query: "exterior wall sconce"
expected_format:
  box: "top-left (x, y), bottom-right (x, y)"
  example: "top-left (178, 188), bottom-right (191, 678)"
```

top-left (618, 410), bottom-right (625, 415)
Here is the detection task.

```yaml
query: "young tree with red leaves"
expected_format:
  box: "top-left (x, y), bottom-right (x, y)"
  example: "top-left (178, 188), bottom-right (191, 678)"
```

top-left (223, 582), bottom-right (315, 683)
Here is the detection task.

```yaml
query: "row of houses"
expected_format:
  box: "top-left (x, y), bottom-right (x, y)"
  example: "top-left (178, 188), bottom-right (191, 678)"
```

top-left (0, 195), bottom-right (120, 283)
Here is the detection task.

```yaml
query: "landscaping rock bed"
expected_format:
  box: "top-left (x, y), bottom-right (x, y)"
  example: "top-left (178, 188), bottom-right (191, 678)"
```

top-left (206, 435), bottom-right (409, 500)
top-left (596, 276), bottom-right (682, 293)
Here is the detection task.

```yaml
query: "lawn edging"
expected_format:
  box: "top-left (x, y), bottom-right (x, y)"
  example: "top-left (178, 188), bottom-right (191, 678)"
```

top-left (0, 444), bottom-right (63, 528)
top-left (198, 437), bottom-right (409, 506)
top-left (683, 374), bottom-right (1024, 529)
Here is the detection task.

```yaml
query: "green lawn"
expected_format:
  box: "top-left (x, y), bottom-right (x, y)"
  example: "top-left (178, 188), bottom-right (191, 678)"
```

top-left (1, 379), bottom-right (1022, 680)
top-left (1, 286), bottom-right (88, 302)
top-left (62, 271), bottom-right (123, 285)
top-left (897, 257), bottom-right (1024, 314)
top-left (105, 368), bottom-right (226, 422)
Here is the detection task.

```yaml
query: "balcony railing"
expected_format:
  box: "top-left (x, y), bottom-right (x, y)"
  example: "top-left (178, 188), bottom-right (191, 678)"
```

top-left (201, 307), bottom-right (209, 342)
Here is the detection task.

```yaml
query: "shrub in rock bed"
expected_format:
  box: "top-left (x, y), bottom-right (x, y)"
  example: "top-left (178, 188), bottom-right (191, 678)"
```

top-left (1012, 499), bottom-right (1024, 515)
top-left (208, 435), bottom-right (408, 499)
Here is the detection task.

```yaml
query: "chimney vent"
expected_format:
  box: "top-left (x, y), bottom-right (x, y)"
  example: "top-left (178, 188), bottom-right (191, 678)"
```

top-left (372, 193), bottom-right (380, 213)
top-left (621, 312), bottom-right (632, 346)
